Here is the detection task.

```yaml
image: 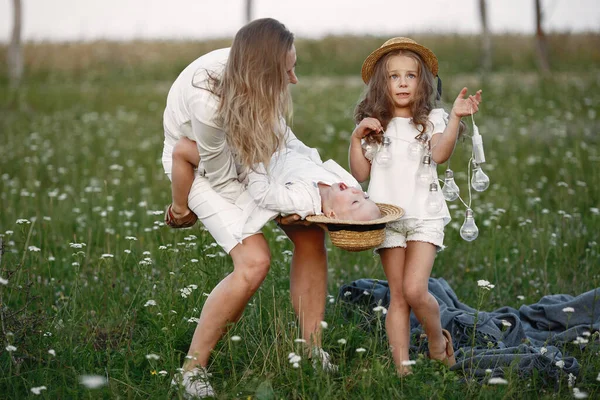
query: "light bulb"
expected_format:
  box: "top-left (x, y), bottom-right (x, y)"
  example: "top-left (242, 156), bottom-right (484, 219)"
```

top-left (441, 169), bottom-right (460, 201)
top-left (375, 137), bottom-right (392, 166)
top-left (471, 161), bottom-right (490, 192)
top-left (425, 183), bottom-right (444, 214)
top-left (415, 154), bottom-right (432, 186)
top-left (407, 132), bottom-right (428, 160)
top-left (460, 208), bottom-right (479, 241)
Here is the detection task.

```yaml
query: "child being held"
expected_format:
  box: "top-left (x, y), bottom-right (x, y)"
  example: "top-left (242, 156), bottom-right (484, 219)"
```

top-left (165, 130), bottom-right (381, 232)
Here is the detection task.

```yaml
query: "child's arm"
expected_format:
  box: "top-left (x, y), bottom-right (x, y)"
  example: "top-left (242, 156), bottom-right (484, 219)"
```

top-left (170, 137), bottom-right (200, 216)
top-left (246, 167), bottom-right (321, 218)
top-left (349, 118), bottom-right (382, 182)
top-left (431, 87), bottom-right (482, 164)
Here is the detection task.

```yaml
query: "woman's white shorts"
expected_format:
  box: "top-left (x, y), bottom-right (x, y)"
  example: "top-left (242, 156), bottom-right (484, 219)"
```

top-left (162, 143), bottom-right (264, 254)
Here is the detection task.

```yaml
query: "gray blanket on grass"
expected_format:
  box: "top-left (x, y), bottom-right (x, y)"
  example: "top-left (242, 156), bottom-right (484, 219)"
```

top-left (339, 278), bottom-right (599, 383)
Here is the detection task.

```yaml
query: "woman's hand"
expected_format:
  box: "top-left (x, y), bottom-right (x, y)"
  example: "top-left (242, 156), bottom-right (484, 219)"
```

top-left (450, 87), bottom-right (483, 119)
top-left (352, 117), bottom-right (383, 141)
top-left (275, 214), bottom-right (312, 226)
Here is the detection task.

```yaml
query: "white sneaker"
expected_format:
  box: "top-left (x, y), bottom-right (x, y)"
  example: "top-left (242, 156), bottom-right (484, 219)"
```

top-left (312, 347), bottom-right (339, 373)
top-left (171, 367), bottom-right (216, 398)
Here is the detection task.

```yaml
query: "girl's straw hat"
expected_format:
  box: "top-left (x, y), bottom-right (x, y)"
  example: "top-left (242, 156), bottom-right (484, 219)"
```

top-left (361, 37), bottom-right (439, 84)
top-left (306, 203), bottom-right (403, 252)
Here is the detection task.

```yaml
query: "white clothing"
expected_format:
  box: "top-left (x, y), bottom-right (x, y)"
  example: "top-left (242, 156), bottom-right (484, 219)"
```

top-left (367, 108), bottom-right (451, 225)
top-left (161, 48), bottom-right (324, 253)
top-left (244, 147), bottom-right (363, 221)
top-left (162, 47), bottom-right (244, 203)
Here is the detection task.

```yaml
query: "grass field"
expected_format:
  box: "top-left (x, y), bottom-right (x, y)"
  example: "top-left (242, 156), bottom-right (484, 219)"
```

top-left (1, 34), bottom-right (599, 398)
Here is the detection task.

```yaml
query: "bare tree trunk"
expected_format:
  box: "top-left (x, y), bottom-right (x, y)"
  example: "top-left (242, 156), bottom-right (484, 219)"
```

top-left (245, 0), bottom-right (253, 24)
top-left (478, 0), bottom-right (492, 73)
top-left (534, 0), bottom-right (551, 75)
top-left (7, 0), bottom-right (24, 88)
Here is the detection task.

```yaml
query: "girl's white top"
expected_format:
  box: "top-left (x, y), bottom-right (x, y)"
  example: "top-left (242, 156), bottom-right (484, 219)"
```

top-left (366, 108), bottom-right (451, 225)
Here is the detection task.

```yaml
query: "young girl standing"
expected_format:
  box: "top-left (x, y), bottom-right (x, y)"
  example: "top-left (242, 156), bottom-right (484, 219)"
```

top-left (349, 37), bottom-right (482, 376)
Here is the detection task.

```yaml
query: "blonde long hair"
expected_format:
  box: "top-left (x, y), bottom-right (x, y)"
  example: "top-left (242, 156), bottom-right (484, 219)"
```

top-left (213, 18), bottom-right (294, 170)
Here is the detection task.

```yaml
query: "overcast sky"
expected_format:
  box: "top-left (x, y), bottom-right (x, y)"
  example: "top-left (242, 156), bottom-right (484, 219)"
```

top-left (1, 0), bottom-right (598, 43)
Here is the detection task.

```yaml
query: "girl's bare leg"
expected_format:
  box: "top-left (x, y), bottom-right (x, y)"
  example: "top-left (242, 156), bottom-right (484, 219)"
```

top-left (182, 234), bottom-right (271, 371)
top-left (171, 137), bottom-right (199, 218)
top-left (402, 241), bottom-right (446, 361)
top-left (380, 247), bottom-right (412, 376)
top-left (280, 224), bottom-right (328, 347)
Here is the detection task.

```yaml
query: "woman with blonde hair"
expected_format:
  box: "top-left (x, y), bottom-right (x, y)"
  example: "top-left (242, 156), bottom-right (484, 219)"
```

top-left (162, 18), bottom-right (333, 398)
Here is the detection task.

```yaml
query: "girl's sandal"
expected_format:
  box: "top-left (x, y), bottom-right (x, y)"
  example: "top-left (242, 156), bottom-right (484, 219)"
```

top-left (421, 329), bottom-right (457, 367)
top-left (164, 204), bottom-right (198, 229)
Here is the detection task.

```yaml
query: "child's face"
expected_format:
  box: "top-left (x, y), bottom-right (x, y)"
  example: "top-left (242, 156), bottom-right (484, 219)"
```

top-left (386, 54), bottom-right (419, 116)
top-left (321, 183), bottom-right (381, 221)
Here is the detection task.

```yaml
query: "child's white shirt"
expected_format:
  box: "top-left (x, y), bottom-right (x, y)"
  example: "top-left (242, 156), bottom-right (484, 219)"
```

top-left (367, 108), bottom-right (451, 225)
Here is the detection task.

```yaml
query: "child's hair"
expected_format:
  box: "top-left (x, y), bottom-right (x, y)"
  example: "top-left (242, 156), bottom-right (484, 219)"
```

top-left (205, 18), bottom-right (295, 170)
top-left (354, 49), bottom-right (466, 144)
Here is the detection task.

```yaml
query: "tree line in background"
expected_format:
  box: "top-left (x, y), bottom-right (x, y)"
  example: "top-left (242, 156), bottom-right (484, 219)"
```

top-left (3, 0), bottom-right (566, 88)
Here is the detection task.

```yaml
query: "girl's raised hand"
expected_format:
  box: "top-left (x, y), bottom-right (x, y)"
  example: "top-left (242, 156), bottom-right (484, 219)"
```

top-left (352, 117), bottom-right (383, 140)
top-left (451, 87), bottom-right (483, 118)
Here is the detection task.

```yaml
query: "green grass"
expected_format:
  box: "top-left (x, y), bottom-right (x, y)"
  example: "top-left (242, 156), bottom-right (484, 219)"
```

top-left (1, 35), bottom-right (600, 398)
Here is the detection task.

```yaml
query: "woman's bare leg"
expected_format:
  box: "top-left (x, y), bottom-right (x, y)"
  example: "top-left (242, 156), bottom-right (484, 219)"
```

top-left (171, 137), bottom-right (199, 218)
top-left (402, 241), bottom-right (446, 360)
top-left (280, 224), bottom-right (327, 347)
top-left (380, 247), bottom-right (412, 376)
top-left (182, 234), bottom-right (271, 371)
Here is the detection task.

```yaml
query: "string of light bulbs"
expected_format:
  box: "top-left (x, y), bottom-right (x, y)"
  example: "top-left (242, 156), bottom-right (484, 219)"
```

top-left (365, 107), bottom-right (489, 242)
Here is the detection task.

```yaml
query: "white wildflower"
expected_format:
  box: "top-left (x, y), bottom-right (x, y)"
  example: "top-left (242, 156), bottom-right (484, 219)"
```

top-left (573, 388), bottom-right (589, 399)
top-left (488, 377), bottom-right (508, 385)
top-left (343, 291), bottom-right (352, 297)
top-left (230, 335), bottom-right (241, 342)
top-left (158, 370), bottom-right (168, 376)
top-left (355, 348), bottom-right (367, 353)
top-left (517, 295), bottom-right (525, 301)
top-left (124, 236), bottom-right (137, 241)
top-left (540, 347), bottom-right (548, 355)
top-left (401, 360), bottom-right (416, 366)
top-left (16, 219), bottom-right (31, 224)
top-left (288, 354), bottom-right (302, 364)
top-left (292, 362), bottom-right (299, 368)
top-left (48, 349), bottom-right (56, 356)
top-left (100, 254), bottom-right (114, 259)
top-left (373, 305), bottom-right (388, 314)
top-left (485, 369), bottom-right (493, 374)
top-left (555, 360), bottom-right (565, 369)
top-left (501, 320), bottom-right (512, 327)
top-left (596, 372), bottom-right (600, 381)
top-left (30, 386), bottom-right (47, 395)
top-left (337, 338), bottom-right (347, 345)
top-left (562, 307), bottom-right (575, 313)
top-left (79, 375), bottom-right (108, 389)
top-left (6, 345), bottom-right (16, 352)
top-left (477, 280), bottom-right (495, 290)
top-left (145, 353), bottom-right (160, 360)
top-left (568, 373), bottom-right (576, 388)
top-left (144, 300), bottom-right (157, 307)
top-left (28, 246), bottom-right (41, 252)
top-left (0, 277), bottom-right (8, 285)
top-left (294, 338), bottom-right (306, 343)
top-left (320, 321), bottom-right (328, 329)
